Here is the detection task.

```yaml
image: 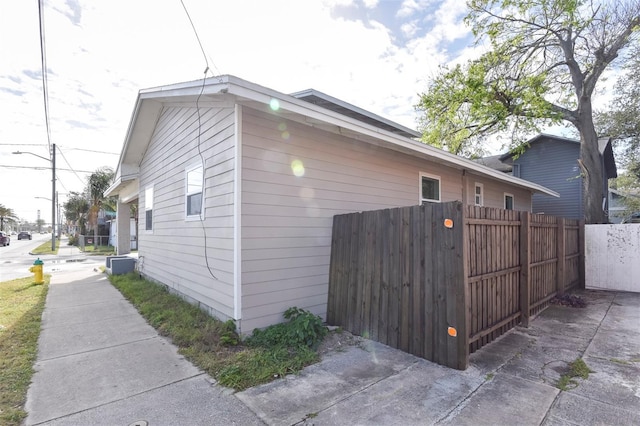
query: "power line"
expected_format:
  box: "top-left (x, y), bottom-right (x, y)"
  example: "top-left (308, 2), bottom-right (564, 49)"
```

top-left (64, 147), bottom-right (120, 155)
top-left (0, 143), bottom-right (48, 146)
top-left (179, 0), bottom-right (220, 280)
top-left (57, 148), bottom-right (89, 185)
top-left (179, 0), bottom-right (220, 77)
top-left (56, 175), bottom-right (69, 193)
top-left (37, 0), bottom-right (52, 155)
top-left (0, 164), bottom-right (94, 173)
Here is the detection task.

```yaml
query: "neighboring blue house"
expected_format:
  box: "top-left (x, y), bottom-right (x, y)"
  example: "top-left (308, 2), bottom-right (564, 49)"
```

top-left (608, 188), bottom-right (640, 223)
top-left (480, 134), bottom-right (617, 220)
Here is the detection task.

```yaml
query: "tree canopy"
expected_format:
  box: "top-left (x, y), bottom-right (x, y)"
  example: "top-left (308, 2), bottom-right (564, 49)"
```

top-left (87, 167), bottom-right (114, 243)
top-left (595, 47), bottom-right (640, 215)
top-left (416, 0), bottom-right (640, 223)
top-left (0, 204), bottom-right (18, 232)
top-left (63, 192), bottom-right (90, 235)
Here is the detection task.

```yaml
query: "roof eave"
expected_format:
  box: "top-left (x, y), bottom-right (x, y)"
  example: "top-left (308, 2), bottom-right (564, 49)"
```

top-left (112, 75), bottom-right (558, 199)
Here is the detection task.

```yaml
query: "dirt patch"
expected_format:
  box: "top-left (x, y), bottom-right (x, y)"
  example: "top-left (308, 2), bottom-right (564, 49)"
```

top-left (317, 328), bottom-right (364, 357)
top-left (551, 294), bottom-right (587, 308)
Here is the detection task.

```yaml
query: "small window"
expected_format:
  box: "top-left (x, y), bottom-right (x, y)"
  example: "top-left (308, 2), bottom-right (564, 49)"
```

top-left (186, 164), bottom-right (203, 218)
top-left (512, 164), bottom-right (521, 178)
top-left (145, 186), bottom-right (154, 231)
top-left (474, 183), bottom-right (484, 206)
top-left (420, 173), bottom-right (441, 204)
top-left (504, 193), bottom-right (514, 210)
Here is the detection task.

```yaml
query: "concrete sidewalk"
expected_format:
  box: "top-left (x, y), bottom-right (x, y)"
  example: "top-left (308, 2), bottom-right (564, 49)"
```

top-left (25, 265), bottom-right (640, 425)
top-left (25, 268), bottom-right (263, 426)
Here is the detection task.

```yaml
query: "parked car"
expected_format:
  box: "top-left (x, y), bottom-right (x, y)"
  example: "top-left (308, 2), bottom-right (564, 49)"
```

top-left (17, 231), bottom-right (32, 240)
top-left (0, 231), bottom-right (10, 246)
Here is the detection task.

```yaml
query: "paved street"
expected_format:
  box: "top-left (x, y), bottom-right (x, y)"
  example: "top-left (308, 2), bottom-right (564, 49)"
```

top-left (0, 234), bottom-right (104, 282)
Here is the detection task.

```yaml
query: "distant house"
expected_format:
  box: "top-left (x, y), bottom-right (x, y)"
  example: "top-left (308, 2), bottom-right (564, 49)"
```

top-left (608, 188), bottom-right (640, 223)
top-left (481, 134), bottom-right (617, 220)
top-left (105, 75), bottom-right (557, 333)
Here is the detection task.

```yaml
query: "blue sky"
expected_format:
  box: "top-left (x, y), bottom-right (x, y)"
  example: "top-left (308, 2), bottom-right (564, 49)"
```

top-left (0, 0), bottom-right (488, 220)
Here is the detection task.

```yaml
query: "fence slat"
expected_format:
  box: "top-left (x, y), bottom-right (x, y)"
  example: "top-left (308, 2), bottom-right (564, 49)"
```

top-left (388, 208), bottom-right (400, 349)
top-left (411, 205), bottom-right (424, 357)
top-left (423, 204), bottom-right (434, 360)
top-left (557, 218), bottom-right (566, 296)
top-left (520, 212), bottom-right (531, 327)
top-left (379, 209), bottom-right (390, 345)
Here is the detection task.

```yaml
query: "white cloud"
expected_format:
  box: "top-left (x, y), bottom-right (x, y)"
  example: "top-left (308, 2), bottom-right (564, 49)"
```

top-left (397, 0), bottom-right (420, 18)
top-left (401, 20), bottom-right (419, 38)
top-left (0, 0), bottom-right (478, 220)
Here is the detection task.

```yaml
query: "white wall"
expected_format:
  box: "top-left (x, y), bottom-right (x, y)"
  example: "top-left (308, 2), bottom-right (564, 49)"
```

top-left (585, 224), bottom-right (640, 293)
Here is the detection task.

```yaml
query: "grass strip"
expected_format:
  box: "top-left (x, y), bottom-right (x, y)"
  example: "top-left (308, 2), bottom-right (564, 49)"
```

top-left (108, 273), bottom-right (319, 390)
top-left (30, 239), bottom-right (60, 255)
top-left (82, 245), bottom-right (116, 255)
top-left (0, 276), bottom-right (49, 426)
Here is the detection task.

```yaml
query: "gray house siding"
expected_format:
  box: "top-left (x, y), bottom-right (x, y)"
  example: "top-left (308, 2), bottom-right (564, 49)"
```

top-left (239, 106), bottom-right (534, 331)
top-left (138, 105), bottom-right (237, 321)
top-left (513, 139), bottom-right (583, 219)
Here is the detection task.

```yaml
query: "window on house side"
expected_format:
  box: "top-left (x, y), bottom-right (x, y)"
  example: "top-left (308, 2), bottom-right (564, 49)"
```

top-left (186, 165), bottom-right (203, 218)
top-left (504, 193), bottom-right (514, 210)
top-left (420, 173), bottom-right (441, 204)
top-left (512, 164), bottom-right (521, 178)
top-left (475, 183), bottom-right (484, 206)
top-left (145, 186), bottom-right (153, 231)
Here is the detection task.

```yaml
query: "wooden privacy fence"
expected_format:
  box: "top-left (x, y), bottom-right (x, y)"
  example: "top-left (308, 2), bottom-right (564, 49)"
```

top-left (326, 201), bottom-right (584, 370)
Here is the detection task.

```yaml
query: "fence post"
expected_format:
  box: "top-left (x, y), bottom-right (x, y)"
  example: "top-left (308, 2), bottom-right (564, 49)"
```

top-left (557, 218), bottom-right (566, 296)
top-left (519, 212), bottom-right (531, 327)
top-left (458, 204), bottom-right (470, 370)
top-left (578, 220), bottom-right (586, 289)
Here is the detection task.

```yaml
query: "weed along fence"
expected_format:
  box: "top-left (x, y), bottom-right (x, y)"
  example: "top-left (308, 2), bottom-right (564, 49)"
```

top-left (326, 201), bottom-right (584, 370)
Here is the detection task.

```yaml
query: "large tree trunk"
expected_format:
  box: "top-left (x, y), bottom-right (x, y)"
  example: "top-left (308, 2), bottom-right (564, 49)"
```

top-left (577, 100), bottom-right (607, 224)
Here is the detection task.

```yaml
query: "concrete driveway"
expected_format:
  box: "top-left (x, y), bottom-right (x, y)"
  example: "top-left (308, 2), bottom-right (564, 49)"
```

top-left (237, 290), bottom-right (640, 425)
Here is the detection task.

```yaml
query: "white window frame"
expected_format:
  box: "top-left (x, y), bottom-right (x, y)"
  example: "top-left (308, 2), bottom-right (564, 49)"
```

top-left (185, 162), bottom-right (204, 220)
top-left (144, 185), bottom-right (154, 232)
top-left (504, 193), bottom-right (514, 210)
top-left (419, 172), bottom-right (441, 204)
top-left (474, 183), bottom-right (484, 206)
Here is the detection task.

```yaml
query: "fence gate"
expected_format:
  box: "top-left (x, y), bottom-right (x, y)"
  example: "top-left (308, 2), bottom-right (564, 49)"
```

top-left (327, 201), bottom-right (468, 370)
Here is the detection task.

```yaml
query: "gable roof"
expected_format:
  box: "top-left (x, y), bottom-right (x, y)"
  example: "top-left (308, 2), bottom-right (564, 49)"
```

top-left (499, 133), bottom-right (618, 179)
top-left (473, 154), bottom-right (513, 173)
top-left (107, 75), bottom-right (558, 198)
top-left (290, 89), bottom-right (421, 139)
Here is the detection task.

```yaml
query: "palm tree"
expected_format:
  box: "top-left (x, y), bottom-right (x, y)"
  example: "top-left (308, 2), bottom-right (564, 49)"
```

top-left (63, 192), bottom-right (90, 236)
top-left (88, 167), bottom-right (114, 248)
top-left (0, 204), bottom-right (18, 232)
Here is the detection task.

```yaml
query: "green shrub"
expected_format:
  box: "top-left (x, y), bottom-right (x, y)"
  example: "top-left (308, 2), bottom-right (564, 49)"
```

top-left (220, 320), bottom-right (240, 346)
top-left (247, 307), bottom-right (328, 349)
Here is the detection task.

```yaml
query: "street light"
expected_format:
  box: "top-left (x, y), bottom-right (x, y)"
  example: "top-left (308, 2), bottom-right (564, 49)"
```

top-left (13, 144), bottom-right (56, 252)
top-left (36, 193), bottom-right (63, 241)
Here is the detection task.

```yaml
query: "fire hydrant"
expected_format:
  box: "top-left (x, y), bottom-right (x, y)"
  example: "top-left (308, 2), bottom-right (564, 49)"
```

top-left (30, 258), bottom-right (44, 284)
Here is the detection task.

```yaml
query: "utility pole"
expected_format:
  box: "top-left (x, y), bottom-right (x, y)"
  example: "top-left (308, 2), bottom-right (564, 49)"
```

top-left (56, 191), bottom-right (61, 241)
top-left (51, 143), bottom-right (56, 252)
